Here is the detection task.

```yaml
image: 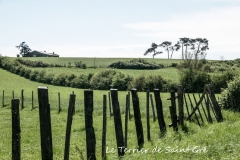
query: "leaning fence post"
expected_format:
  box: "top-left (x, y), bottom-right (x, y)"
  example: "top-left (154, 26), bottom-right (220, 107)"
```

top-left (206, 84), bottom-right (223, 122)
top-left (125, 94), bottom-right (130, 148)
top-left (2, 90), bottom-right (4, 107)
top-left (108, 92), bottom-right (112, 117)
top-left (153, 89), bottom-right (166, 133)
top-left (64, 94), bottom-right (76, 160)
top-left (38, 86), bottom-right (53, 160)
top-left (102, 95), bottom-right (107, 160)
top-left (150, 94), bottom-right (156, 122)
top-left (58, 92), bottom-right (61, 113)
top-left (84, 90), bottom-right (96, 160)
top-left (31, 91), bottom-right (34, 110)
top-left (170, 90), bottom-right (178, 131)
top-left (177, 86), bottom-right (184, 128)
top-left (110, 89), bottom-right (125, 157)
top-left (12, 99), bottom-right (21, 160)
top-left (131, 88), bottom-right (144, 149)
top-left (146, 91), bottom-right (150, 141)
top-left (21, 90), bottom-right (24, 110)
top-left (12, 90), bottom-right (14, 99)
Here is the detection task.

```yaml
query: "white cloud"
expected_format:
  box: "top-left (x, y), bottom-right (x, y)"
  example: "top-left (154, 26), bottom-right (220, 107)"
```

top-left (123, 6), bottom-right (240, 59)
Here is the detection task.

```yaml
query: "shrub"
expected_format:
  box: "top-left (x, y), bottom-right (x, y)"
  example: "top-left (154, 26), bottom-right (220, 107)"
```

top-left (36, 70), bottom-right (46, 83)
top-left (43, 73), bottom-right (55, 84)
top-left (211, 70), bottom-right (235, 93)
top-left (111, 72), bottom-right (133, 90)
top-left (52, 73), bottom-right (68, 86)
top-left (71, 74), bottom-right (90, 89)
top-left (108, 58), bottom-right (164, 70)
top-left (145, 75), bottom-right (167, 91)
top-left (129, 75), bottom-right (146, 91)
top-left (180, 68), bottom-right (211, 92)
top-left (29, 70), bottom-right (39, 81)
top-left (220, 75), bottom-right (240, 111)
top-left (90, 70), bottom-right (117, 90)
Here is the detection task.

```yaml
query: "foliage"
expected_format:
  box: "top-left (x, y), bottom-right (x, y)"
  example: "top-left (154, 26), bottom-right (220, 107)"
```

top-left (16, 58), bottom-right (51, 67)
top-left (75, 61), bottom-right (87, 69)
top-left (144, 43), bottom-right (163, 58)
top-left (179, 68), bottom-right (211, 92)
top-left (71, 74), bottom-right (90, 89)
top-left (16, 42), bottom-right (32, 57)
top-left (111, 72), bottom-right (133, 90)
top-left (108, 58), bottom-right (164, 70)
top-left (211, 70), bottom-right (236, 93)
top-left (220, 75), bottom-right (240, 111)
top-left (90, 69), bottom-right (118, 90)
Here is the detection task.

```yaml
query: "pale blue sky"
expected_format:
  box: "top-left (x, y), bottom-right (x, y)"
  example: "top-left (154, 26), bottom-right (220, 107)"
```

top-left (1, 0), bottom-right (240, 60)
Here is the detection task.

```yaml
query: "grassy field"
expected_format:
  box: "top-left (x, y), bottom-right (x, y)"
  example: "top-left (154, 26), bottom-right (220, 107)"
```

top-left (1, 68), bottom-right (240, 159)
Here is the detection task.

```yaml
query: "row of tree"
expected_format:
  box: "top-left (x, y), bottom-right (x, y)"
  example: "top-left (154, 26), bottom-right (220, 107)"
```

top-left (144, 37), bottom-right (209, 59)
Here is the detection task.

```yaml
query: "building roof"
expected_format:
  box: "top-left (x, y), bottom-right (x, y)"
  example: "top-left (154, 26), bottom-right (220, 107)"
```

top-left (30, 50), bottom-right (59, 57)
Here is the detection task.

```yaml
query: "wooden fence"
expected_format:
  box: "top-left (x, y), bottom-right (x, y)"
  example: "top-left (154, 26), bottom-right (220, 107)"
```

top-left (3, 84), bottom-right (223, 159)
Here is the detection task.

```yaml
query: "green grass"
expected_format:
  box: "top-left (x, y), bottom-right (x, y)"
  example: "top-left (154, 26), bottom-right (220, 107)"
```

top-left (1, 68), bottom-right (240, 159)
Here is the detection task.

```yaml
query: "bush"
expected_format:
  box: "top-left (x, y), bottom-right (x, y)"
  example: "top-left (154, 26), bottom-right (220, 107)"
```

top-left (52, 73), bottom-right (68, 86)
top-left (111, 72), bottom-right (133, 90)
top-left (180, 68), bottom-right (211, 92)
top-left (220, 75), bottom-right (240, 111)
top-left (108, 58), bottom-right (164, 70)
top-left (90, 70), bottom-right (117, 90)
top-left (129, 75), bottom-right (146, 91)
top-left (211, 70), bottom-right (235, 93)
top-left (71, 74), bottom-right (90, 89)
top-left (29, 70), bottom-right (39, 81)
top-left (145, 75), bottom-right (167, 91)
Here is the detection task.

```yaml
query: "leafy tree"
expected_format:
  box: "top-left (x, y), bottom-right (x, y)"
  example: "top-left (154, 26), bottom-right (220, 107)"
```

top-left (159, 41), bottom-right (172, 59)
top-left (144, 43), bottom-right (162, 59)
top-left (190, 38), bottom-right (209, 60)
top-left (169, 43), bottom-right (181, 59)
top-left (16, 42), bottom-right (32, 57)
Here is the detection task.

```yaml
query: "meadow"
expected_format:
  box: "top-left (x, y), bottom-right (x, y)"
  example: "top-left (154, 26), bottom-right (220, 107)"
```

top-left (0, 58), bottom-right (240, 159)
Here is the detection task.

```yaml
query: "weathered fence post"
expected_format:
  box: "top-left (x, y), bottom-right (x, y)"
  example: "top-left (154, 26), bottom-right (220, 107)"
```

top-left (125, 94), bottom-right (130, 148)
top-left (12, 99), bottom-right (21, 160)
top-left (2, 90), bottom-right (4, 107)
top-left (153, 89), bottom-right (166, 133)
top-left (102, 95), bottom-right (107, 160)
top-left (38, 86), bottom-right (53, 160)
top-left (84, 90), bottom-right (96, 160)
top-left (58, 92), bottom-right (61, 113)
top-left (128, 91), bottom-right (131, 120)
top-left (183, 93), bottom-right (190, 118)
top-left (150, 94), bottom-right (156, 122)
top-left (31, 91), bottom-right (34, 110)
top-left (131, 88), bottom-right (144, 148)
top-left (21, 89), bottom-right (24, 110)
top-left (206, 84), bottom-right (223, 122)
top-left (64, 94), bottom-right (76, 160)
top-left (170, 90), bottom-right (178, 131)
top-left (146, 91), bottom-right (150, 141)
top-left (110, 89), bottom-right (125, 157)
top-left (205, 95), bottom-right (213, 123)
top-left (12, 90), bottom-right (14, 99)
top-left (177, 86), bottom-right (184, 128)
top-left (108, 92), bottom-right (112, 117)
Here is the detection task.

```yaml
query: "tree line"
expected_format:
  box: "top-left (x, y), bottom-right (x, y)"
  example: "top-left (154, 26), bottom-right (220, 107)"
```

top-left (144, 37), bottom-right (209, 59)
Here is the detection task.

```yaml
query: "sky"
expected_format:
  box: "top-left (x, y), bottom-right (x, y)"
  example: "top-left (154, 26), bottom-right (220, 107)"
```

top-left (0, 0), bottom-right (240, 60)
